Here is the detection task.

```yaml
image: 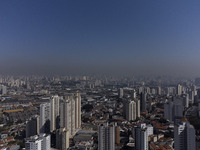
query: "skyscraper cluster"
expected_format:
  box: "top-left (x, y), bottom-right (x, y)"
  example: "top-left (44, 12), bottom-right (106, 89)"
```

top-left (26, 92), bottom-right (81, 150)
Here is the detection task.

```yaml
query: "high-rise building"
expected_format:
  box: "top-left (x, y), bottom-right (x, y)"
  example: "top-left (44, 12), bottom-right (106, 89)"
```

top-left (56, 128), bottom-right (69, 150)
top-left (25, 134), bottom-right (51, 150)
top-left (75, 93), bottom-right (81, 129)
top-left (0, 85), bottom-right (7, 95)
top-left (164, 99), bottom-right (174, 122)
top-left (133, 89), bottom-right (137, 99)
top-left (157, 86), bottom-right (161, 95)
top-left (135, 99), bottom-right (140, 118)
top-left (125, 100), bottom-right (136, 121)
top-left (50, 95), bottom-right (60, 132)
top-left (40, 103), bottom-right (50, 133)
top-left (26, 115), bottom-right (40, 138)
top-left (177, 84), bottom-right (182, 96)
top-left (98, 123), bottom-right (115, 150)
top-left (183, 94), bottom-right (189, 108)
top-left (174, 120), bottom-right (196, 150)
top-left (164, 98), bottom-right (183, 122)
top-left (60, 95), bottom-right (75, 137)
top-left (141, 92), bottom-right (147, 112)
top-left (134, 123), bottom-right (148, 150)
top-left (118, 88), bottom-right (123, 98)
top-left (189, 90), bottom-right (195, 104)
top-left (173, 98), bottom-right (183, 119)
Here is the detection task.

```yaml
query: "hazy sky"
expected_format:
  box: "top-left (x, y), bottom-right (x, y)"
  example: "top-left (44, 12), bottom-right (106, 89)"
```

top-left (0, 0), bottom-right (200, 76)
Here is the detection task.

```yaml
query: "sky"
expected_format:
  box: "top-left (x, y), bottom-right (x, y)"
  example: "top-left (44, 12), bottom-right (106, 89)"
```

top-left (0, 0), bottom-right (200, 76)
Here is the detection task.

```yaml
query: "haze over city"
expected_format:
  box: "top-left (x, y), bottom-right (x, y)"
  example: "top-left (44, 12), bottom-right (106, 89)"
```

top-left (1, 0), bottom-right (200, 76)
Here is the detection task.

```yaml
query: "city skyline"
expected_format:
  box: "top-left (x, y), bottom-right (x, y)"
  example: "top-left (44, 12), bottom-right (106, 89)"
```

top-left (1, 0), bottom-right (200, 76)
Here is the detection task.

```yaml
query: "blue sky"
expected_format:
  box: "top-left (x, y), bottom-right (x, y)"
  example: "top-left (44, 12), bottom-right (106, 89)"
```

top-left (0, 0), bottom-right (200, 75)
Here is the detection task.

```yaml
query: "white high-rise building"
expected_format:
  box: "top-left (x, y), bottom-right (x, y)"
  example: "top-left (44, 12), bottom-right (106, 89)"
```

top-left (136, 99), bottom-right (140, 118)
top-left (134, 123), bottom-right (148, 150)
top-left (40, 103), bottom-right (50, 133)
top-left (50, 95), bottom-right (60, 131)
top-left (75, 93), bottom-right (81, 129)
top-left (25, 134), bottom-right (50, 150)
top-left (177, 84), bottom-right (182, 96)
top-left (98, 124), bottom-right (115, 150)
top-left (125, 100), bottom-right (136, 121)
top-left (60, 95), bottom-right (75, 137)
top-left (157, 86), bottom-right (161, 95)
top-left (174, 121), bottom-right (196, 150)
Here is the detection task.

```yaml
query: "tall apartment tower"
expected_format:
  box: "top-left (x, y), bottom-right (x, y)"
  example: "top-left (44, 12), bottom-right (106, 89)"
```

top-left (50, 95), bottom-right (60, 132)
top-left (174, 120), bottom-right (196, 150)
top-left (26, 115), bottom-right (40, 138)
top-left (183, 94), bottom-right (189, 108)
top-left (98, 124), bottom-right (115, 150)
top-left (75, 93), bottom-right (81, 129)
top-left (60, 95), bottom-right (75, 137)
top-left (133, 89), bottom-right (137, 99)
top-left (0, 85), bottom-right (7, 95)
top-left (40, 103), bottom-right (50, 133)
top-left (141, 92), bottom-right (147, 112)
top-left (157, 86), bottom-right (161, 95)
top-left (56, 128), bottom-right (69, 150)
top-left (134, 123), bottom-right (148, 150)
top-left (136, 99), bottom-right (141, 118)
top-left (177, 84), bottom-right (182, 96)
top-left (164, 98), bottom-right (183, 122)
top-left (118, 88), bottom-right (124, 98)
top-left (125, 100), bottom-right (136, 121)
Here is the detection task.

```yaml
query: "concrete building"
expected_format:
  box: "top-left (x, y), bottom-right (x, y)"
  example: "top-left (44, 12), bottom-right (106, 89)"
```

top-left (141, 92), bottom-right (147, 112)
top-left (98, 124), bottom-right (115, 150)
top-left (50, 95), bottom-right (60, 132)
top-left (60, 95), bottom-right (75, 137)
top-left (125, 100), bottom-right (136, 121)
top-left (75, 93), bottom-right (81, 129)
top-left (134, 123), bottom-right (148, 150)
top-left (177, 84), bottom-right (182, 96)
top-left (25, 134), bottom-right (51, 150)
top-left (0, 85), bottom-right (7, 95)
top-left (56, 128), bottom-right (70, 150)
top-left (164, 98), bottom-right (183, 122)
top-left (26, 115), bottom-right (40, 138)
top-left (146, 124), bottom-right (153, 137)
top-left (174, 120), bottom-right (196, 150)
top-left (136, 99), bottom-right (140, 118)
top-left (118, 88), bottom-right (123, 98)
top-left (40, 103), bottom-right (50, 133)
